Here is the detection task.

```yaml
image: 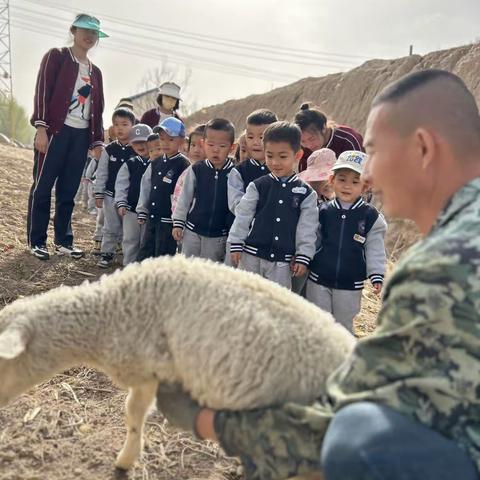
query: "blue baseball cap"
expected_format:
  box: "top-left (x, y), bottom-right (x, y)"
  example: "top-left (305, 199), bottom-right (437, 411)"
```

top-left (153, 117), bottom-right (186, 138)
top-left (72, 14), bottom-right (108, 38)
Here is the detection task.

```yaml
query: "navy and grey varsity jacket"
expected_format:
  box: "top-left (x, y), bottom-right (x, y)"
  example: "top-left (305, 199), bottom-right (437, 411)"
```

top-left (94, 141), bottom-right (134, 199)
top-left (228, 173), bottom-right (318, 266)
top-left (114, 155), bottom-right (150, 212)
top-left (227, 159), bottom-right (270, 213)
top-left (173, 158), bottom-right (235, 237)
top-left (309, 197), bottom-right (387, 290)
top-left (137, 152), bottom-right (189, 223)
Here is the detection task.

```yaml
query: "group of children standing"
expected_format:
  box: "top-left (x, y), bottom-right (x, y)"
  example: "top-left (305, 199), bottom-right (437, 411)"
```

top-left (84, 104), bottom-right (387, 333)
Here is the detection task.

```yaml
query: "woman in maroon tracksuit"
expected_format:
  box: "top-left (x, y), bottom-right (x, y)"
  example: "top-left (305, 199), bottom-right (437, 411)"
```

top-left (294, 103), bottom-right (364, 172)
top-left (28, 14), bottom-right (106, 260)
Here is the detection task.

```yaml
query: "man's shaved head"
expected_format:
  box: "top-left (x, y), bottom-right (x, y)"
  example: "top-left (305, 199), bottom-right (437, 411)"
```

top-left (371, 69), bottom-right (480, 158)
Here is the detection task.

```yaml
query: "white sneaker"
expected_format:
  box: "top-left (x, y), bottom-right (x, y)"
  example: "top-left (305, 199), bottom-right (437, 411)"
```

top-left (54, 244), bottom-right (84, 259)
top-left (30, 245), bottom-right (50, 260)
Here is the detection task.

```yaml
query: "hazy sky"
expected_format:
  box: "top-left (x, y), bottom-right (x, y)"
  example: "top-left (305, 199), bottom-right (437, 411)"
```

top-left (10, 0), bottom-right (480, 122)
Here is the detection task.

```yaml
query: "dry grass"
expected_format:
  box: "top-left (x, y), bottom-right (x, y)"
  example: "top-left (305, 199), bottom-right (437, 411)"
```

top-left (0, 144), bottom-right (415, 479)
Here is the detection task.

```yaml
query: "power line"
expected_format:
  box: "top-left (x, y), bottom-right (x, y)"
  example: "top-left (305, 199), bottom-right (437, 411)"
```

top-left (18, 0), bottom-right (372, 62)
top-left (12, 5), bottom-right (359, 71)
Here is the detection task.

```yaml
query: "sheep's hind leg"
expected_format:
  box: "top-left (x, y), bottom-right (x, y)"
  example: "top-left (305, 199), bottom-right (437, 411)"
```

top-left (115, 382), bottom-right (158, 470)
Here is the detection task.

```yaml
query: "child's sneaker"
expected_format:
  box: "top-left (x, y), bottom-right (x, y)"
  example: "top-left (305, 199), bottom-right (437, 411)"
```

top-left (54, 244), bottom-right (84, 259)
top-left (97, 253), bottom-right (114, 268)
top-left (30, 245), bottom-right (50, 260)
top-left (92, 240), bottom-right (102, 256)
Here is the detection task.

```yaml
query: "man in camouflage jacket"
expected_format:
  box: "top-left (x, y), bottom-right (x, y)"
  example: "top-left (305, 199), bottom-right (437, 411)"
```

top-left (157, 70), bottom-right (480, 480)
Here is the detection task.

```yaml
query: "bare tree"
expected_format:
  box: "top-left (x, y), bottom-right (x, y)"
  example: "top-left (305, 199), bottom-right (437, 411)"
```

top-left (133, 59), bottom-right (198, 119)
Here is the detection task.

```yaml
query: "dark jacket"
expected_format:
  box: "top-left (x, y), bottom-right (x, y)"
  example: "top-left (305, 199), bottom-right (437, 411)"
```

top-left (31, 47), bottom-right (104, 148)
top-left (309, 197), bottom-right (387, 290)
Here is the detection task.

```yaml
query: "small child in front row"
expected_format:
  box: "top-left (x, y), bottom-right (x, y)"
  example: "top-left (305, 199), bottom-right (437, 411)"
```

top-left (306, 150), bottom-right (387, 333)
top-left (172, 118), bottom-right (235, 262)
top-left (114, 124), bottom-right (152, 266)
top-left (228, 121), bottom-right (318, 289)
top-left (136, 117), bottom-right (190, 260)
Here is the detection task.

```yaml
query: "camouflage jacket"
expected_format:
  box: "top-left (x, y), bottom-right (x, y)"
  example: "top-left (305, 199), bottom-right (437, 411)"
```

top-left (215, 177), bottom-right (480, 480)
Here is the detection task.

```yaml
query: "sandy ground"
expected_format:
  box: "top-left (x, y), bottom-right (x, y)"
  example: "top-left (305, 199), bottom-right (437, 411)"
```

top-left (0, 144), bottom-right (391, 479)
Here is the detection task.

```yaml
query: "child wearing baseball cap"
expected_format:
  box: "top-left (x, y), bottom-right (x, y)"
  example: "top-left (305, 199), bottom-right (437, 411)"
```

top-left (136, 117), bottom-right (190, 259)
top-left (113, 124), bottom-right (152, 266)
top-left (306, 150), bottom-right (387, 333)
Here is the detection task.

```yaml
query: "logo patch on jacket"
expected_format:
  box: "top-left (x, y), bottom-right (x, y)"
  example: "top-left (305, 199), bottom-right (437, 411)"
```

top-left (292, 186), bottom-right (306, 194)
top-left (353, 233), bottom-right (366, 244)
top-left (110, 156), bottom-right (117, 162)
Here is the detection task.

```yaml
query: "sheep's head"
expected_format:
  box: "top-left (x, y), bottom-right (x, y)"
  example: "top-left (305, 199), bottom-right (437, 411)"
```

top-left (0, 321), bottom-right (29, 407)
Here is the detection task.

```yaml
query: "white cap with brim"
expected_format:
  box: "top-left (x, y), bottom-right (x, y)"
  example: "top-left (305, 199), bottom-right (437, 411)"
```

top-left (158, 82), bottom-right (182, 101)
top-left (72, 14), bottom-right (108, 38)
top-left (331, 150), bottom-right (367, 175)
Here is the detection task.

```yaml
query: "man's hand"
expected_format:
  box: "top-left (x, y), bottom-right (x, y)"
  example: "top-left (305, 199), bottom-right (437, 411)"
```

top-left (118, 207), bottom-right (126, 217)
top-left (34, 127), bottom-right (48, 154)
top-left (95, 198), bottom-right (103, 209)
top-left (372, 282), bottom-right (382, 295)
top-left (156, 382), bottom-right (202, 434)
top-left (291, 262), bottom-right (307, 277)
top-left (172, 227), bottom-right (184, 242)
top-left (231, 252), bottom-right (241, 267)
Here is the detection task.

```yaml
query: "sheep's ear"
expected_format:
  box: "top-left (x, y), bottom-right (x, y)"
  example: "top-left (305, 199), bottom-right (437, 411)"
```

top-left (0, 327), bottom-right (27, 359)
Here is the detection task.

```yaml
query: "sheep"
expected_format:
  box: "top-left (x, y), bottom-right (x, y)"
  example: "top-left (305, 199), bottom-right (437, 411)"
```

top-left (0, 255), bottom-right (355, 472)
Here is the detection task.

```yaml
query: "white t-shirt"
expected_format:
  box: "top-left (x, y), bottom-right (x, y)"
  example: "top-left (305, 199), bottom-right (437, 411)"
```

top-left (64, 61), bottom-right (92, 129)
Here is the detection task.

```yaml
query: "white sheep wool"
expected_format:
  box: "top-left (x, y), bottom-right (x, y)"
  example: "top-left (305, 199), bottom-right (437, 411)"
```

top-left (0, 255), bottom-right (355, 469)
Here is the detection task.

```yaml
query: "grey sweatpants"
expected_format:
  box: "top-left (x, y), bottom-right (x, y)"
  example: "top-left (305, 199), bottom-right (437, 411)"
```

top-left (93, 207), bottom-right (104, 241)
top-left (182, 228), bottom-right (226, 262)
top-left (122, 210), bottom-right (145, 265)
top-left (306, 280), bottom-right (362, 332)
top-left (101, 195), bottom-right (122, 254)
top-left (240, 252), bottom-right (291, 289)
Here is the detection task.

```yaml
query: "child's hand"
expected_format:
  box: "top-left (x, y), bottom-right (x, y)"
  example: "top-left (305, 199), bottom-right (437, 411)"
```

top-left (172, 227), bottom-right (184, 242)
top-left (118, 207), bottom-right (126, 217)
top-left (138, 218), bottom-right (146, 225)
top-left (91, 145), bottom-right (104, 160)
top-left (231, 252), bottom-right (241, 267)
top-left (372, 282), bottom-right (382, 295)
top-left (95, 198), bottom-right (103, 209)
top-left (292, 262), bottom-right (307, 277)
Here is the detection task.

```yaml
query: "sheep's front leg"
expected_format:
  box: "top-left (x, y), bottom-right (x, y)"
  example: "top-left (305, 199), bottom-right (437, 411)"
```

top-left (115, 382), bottom-right (158, 470)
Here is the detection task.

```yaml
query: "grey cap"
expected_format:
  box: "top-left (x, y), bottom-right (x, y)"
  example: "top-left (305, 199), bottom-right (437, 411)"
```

top-left (128, 123), bottom-right (152, 143)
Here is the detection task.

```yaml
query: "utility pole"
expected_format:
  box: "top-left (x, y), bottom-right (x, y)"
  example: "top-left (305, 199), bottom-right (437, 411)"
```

top-left (0, 0), bottom-right (14, 139)
top-left (409, 45), bottom-right (413, 56)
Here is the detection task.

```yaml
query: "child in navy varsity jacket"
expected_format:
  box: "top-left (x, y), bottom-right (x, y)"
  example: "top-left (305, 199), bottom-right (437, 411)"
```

top-left (306, 150), bottom-right (387, 332)
top-left (172, 118), bottom-right (235, 262)
top-left (94, 109), bottom-right (135, 266)
top-left (136, 117), bottom-right (189, 259)
top-left (113, 125), bottom-right (152, 266)
top-left (228, 121), bottom-right (318, 289)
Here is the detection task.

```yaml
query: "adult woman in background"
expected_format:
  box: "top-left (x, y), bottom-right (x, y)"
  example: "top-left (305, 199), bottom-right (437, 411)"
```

top-left (28, 14), bottom-right (106, 260)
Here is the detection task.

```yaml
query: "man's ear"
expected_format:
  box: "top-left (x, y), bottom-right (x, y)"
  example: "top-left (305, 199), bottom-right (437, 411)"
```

top-left (0, 327), bottom-right (28, 360)
top-left (415, 127), bottom-right (436, 170)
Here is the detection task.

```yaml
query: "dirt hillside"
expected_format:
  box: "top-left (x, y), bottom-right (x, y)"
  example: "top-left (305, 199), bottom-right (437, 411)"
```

top-left (186, 43), bottom-right (480, 131)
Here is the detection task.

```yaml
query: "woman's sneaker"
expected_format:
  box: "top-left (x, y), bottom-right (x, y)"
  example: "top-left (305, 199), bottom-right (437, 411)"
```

top-left (97, 253), bottom-right (114, 268)
top-left (30, 245), bottom-right (50, 260)
top-left (54, 244), bottom-right (84, 259)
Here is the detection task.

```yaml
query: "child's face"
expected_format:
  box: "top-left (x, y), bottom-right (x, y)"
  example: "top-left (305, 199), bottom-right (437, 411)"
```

top-left (148, 139), bottom-right (163, 160)
top-left (239, 136), bottom-right (249, 163)
top-left (203, 128), bottom-right (233, 167)
top-left (309, 181), bottom-right (334, 200)
top-left (330, 169), bottom-right (363, 203)
top-left (264, 141), bottom-right (302, 178)
top-left (159, 131), bottom-right (184, 157)
top-left (131, 141), bottom-right (148, 157)
top-left (188, 133), bottom-right (206, 163)
top-left (246, 123), bottom-right (269, 162)
top-left (113, 116), bottom-right (133, 143)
